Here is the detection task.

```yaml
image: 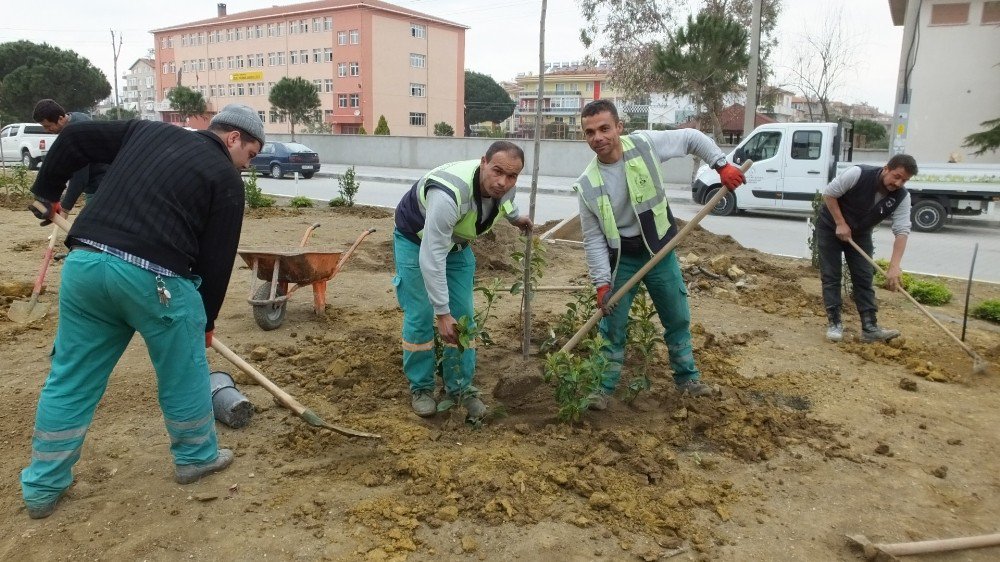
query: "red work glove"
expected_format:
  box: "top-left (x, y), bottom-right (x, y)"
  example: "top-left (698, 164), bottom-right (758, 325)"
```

top-left (205, 330), bottom-right (214, 348)
top-left (717, 163), bottom-right (745, 191)
top-left (30, 200), bottom-right (62, 226)
top-left (596, 284), bottom-right (614, 315)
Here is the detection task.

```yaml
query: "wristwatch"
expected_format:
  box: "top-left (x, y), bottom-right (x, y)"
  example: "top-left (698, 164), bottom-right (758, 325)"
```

top-left (711, 157), bottom-right (728, 171)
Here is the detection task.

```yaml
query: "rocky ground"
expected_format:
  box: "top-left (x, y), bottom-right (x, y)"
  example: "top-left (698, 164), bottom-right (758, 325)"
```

top-left (0, 196), bottom-right (998, 561)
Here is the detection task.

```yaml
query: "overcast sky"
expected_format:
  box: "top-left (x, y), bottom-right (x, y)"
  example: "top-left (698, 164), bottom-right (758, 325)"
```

top-left (0, 0), bottom-right (903, 112)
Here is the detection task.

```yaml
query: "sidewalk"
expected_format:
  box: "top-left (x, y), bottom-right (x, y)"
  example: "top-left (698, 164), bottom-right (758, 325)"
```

top-left (315, 162), bottom-right (1000, 228)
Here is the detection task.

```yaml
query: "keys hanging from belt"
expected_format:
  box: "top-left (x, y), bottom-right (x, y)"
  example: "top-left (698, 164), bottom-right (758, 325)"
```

top-left (156, 275), bottom-right (171, 307)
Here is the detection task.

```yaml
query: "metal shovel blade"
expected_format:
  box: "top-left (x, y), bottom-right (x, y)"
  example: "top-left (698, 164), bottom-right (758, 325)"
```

top-left (8, 297), bottom-right (51, 324)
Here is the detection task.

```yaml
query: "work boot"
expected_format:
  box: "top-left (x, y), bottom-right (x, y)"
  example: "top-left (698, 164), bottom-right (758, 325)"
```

top-left (175, 449), bottom-right (234, 484)
top-left (826, 323), bottom-right (844, 342)
top-left (410, 389), bottom-right (437, 417)
top-left (587, 390), bottom-right (611, 411)
top-left (860, 311), bottom-right (900, 343)
top-left (677, 380), bottom-right (715, 397)
top-left (460, 394), bottom-right (488, 421)
top-left (25, 492), bottom-right (64, 519)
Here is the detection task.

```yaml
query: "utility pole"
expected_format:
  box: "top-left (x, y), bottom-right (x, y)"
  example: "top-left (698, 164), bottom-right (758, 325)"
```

top-left (111, 30), bottom-right (123, 117)
top-left (742, 0), bottom-right (762, 140)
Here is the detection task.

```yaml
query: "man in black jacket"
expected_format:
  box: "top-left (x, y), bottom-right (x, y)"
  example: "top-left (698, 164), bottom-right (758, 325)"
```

top-left (816, 154), bottom-right (918, 343)
top-left (20, 104), bottom-right (263, 519)
top-left (32, 99), bottom-right (108, 213)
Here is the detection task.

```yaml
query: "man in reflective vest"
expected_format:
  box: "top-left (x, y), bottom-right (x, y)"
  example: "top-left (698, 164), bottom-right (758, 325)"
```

top-left (394, 141), bottom-right (533, 420)
top-left (574, 99), bottom-right (745, 411)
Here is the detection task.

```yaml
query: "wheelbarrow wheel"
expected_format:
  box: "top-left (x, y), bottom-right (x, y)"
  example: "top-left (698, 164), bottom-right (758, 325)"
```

top-left (252, 282), bottom-right (287, 331)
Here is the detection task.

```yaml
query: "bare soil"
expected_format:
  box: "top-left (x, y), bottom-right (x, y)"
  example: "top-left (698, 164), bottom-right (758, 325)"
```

top-left (1, 199), bottom-right (999, 561)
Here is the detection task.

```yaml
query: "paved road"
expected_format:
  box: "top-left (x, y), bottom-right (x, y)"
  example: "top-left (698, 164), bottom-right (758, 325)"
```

top-left (257, 174), bottom-right (1000, 284)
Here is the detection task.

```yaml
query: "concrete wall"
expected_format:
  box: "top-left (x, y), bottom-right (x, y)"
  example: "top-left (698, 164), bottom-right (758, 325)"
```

top-left (270, 133), bottom-right (893, 182)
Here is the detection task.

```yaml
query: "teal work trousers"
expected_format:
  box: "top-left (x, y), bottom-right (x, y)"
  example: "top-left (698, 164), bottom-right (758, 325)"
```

top-left (21, 250), bottom-right (218, 510)
top-left (598, 250), bottom-right (700, 392)
top-left (392, 230), bottom-right (477, 396)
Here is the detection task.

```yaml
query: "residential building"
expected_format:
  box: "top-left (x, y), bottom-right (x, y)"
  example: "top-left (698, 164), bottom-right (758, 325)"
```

top-left (677, 103), bottom-right (775, 144)
top-left (122, 57), bottom-right (158, 120)
top-left (758, 87), bottom-right (797, 123)
top-left (513, 62), bottom-right (621, 139)
top-left (888, 0), bottom-right (1000, 163)
top-left (151, 0), bottom-right (467, 136)
top-left (648, 93), bottom-right (698, 127)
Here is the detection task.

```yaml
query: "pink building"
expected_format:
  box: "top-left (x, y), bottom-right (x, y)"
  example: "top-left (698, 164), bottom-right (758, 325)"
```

top-left (151, 1), bottom-right (466, 136)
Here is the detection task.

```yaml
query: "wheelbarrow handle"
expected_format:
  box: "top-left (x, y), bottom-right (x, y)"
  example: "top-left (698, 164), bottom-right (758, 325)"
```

top-left (299, 223), bottom-right (321, 247)
top-left (334, 228), bottom-right (376, 273)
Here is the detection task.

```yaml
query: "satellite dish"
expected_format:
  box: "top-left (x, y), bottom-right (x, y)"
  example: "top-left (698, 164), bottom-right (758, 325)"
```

top-left (353, 110), bottom-right (360, 116)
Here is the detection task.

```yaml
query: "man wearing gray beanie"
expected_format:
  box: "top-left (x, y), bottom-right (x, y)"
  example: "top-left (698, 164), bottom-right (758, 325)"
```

top-left (22, 108), bottom-right (264, 519)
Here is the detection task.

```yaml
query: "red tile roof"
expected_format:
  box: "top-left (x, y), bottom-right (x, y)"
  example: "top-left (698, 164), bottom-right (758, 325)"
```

top-left (151, 0), bottom-right (467, 33)
top-left (677, 103), bottom-right (775, 132)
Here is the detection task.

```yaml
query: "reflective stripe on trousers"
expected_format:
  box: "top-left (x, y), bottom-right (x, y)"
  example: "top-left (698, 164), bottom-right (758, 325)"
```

top-left (392, 229), bottom-right (477, 396)
top-left (21, 250), bottom-right (217, 509)
top-left (597, 250), bottom-right (700, 392)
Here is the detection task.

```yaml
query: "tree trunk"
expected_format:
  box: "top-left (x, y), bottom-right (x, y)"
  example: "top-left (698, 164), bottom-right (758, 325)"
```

top-left (522, 0), bottom-right (547, 358)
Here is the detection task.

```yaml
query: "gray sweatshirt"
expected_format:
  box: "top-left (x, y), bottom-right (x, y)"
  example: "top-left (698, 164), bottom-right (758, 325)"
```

top-left (420, 188), bottom-right (521, 315)
top-left (579, 129), bottom-right (726, 285)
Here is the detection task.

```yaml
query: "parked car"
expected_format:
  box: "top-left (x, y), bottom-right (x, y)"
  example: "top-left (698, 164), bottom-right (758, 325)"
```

top-left (0, 123), bottom-right (58, 169)
top-left (251, 142), bottom-right (321, 179)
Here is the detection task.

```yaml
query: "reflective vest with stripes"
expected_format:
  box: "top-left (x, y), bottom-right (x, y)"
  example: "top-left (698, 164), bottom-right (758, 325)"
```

top-left (572, 133), bottom-right (678, 275)
top-left (403, 159), bottom-right (516, 243)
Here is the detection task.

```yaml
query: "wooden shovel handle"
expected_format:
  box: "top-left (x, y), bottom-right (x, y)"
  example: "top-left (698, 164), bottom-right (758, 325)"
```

top-left (878, 532), bottom-right (1000, 557)
top-left (559, 159), bottom-right (753, 354)
top-left (211, 337), bottom-right (308, 416)
top-left (31, 201), bottom-right (73, 233)
top-left (845, 238), bottom-right (978, 359)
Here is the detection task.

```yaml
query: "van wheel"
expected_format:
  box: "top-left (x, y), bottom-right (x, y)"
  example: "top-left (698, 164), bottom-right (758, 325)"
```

top-left (911, 200), bottom-right (946, 233)
top-left (706, 187), bottom-right (737, 216)
top-left (21, 151), bottom-right (38, 170)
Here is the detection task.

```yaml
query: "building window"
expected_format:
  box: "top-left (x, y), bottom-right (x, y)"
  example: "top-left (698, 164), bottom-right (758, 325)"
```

top-left (323, 17), bottom-right (333, 31)
top-left (313, 79), bottom-right (322, 92)
top-left (254, 25), bottom-right (264, 38)
top-left (312, 18), bottom-right (321, 32)
top-left (228, 84), bottom-right (237, 96)
top-left (237, 83), bottom-right (245, 96)
top-left (930, 2), bottom-right (970, 25)
top-left (338, 94), bottom-right (348, 108)
top-left (984, 1), bottom-right (1000, 23)
top-left (248, 83), bottom-right (256, 96)
top-left (324, 48), bottom-right (333, 62)
top-left (410, 53), bottom-right (426, 68)
top-left (350, 29), bottom-right (359, 44)
top-left (349, 62), bottom-right (360, 76)
top-left (324, 79), bottom-right (334, 92)
top-left (267, 23), bottom-right (276, 37)
top-left (276, 23), bottom-right (284, 36)
top-left (258, 110), bottom-right (266, 123)
top-left (290, 51), bottom-right (299, 64)
top-left (338, 63), bottom-right (347, 77)
top-left (410, 83), bottom-right (425, 97)
top-left (349, 94), bottom-right (360, 107)
top-left (313, 49), bottom-right (321, 63)
top-left (276, 51), bottom-right (285, 65)
top-left (411, 23), bottom-right (426, 38)
top-left (299, 50), bottom-right (308, 64)
top-left (338, 31), bottom-right (347, 45)
top-left (409, 112), bottom-right (426, 126)
top-left (256, 54), bottom-right (264, 67)
top-left (268, 52), bottom-right (277, 66)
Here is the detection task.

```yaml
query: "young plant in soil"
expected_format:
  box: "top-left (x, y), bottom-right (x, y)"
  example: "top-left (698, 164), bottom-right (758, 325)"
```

top-left (540, 287), bottom-right (597, 352)
top-left (623, 286), bottom-right (658, 402)
top-left (510, 236), bottom-right (547, 299)
top-left (543, 335), bottom-right (609, 424)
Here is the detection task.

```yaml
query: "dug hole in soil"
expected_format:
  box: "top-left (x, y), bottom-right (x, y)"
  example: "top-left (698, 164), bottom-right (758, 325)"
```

top-left (1, 199), bottom-right (999, 561)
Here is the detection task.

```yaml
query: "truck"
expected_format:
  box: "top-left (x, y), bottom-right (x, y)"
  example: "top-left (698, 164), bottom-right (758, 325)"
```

top-left (0, 122), bottom-right (58, 170)
top-left (690, 121), bottom-right (1000, 232)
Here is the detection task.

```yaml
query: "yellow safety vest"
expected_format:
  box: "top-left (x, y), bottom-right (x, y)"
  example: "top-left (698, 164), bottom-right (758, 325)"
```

top-left (416, 159), bottom-right (515, 242)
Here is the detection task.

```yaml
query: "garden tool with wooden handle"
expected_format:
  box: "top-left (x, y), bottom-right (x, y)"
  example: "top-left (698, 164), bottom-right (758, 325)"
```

top-left (846, 237), bottom-right (989, 375)
top-left (560, 159), bottom-right (754, 354)
top-left (8, 223), bottom-right (61, 323)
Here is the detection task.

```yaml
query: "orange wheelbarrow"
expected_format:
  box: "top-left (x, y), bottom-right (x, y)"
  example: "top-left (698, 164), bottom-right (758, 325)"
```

top-left (238, 223), bottom-right (376, 330)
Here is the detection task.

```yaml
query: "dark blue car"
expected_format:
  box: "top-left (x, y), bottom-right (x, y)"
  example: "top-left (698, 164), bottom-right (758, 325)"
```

top-left (251, 142), bottom-right (321, 179)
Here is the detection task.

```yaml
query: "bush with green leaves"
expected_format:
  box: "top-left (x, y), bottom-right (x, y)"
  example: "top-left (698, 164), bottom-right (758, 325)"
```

top-left (337, 166), bottom-right (360, 207)
top-left (906, 280), bottom-right (952, 306)
top-left (540, 287), bottom-right (597, 352)
top-left (289, 196), bottom-right (314, 208)
top-left (328, 196), bottom-right (347, 207)
top-left (243, 169), bottom-right (275, 209)
top-left (0, 165), bottom-right (31, 200)
top-left (434, 121), bottom-right (455, 136)
top-left (623, 287), bottom-right (658, 402)
top-left (971, 299), bottom-right (1000, 323)
top-left (543, 335), bottom-right (609, 424)
top-left (374, 115), bottom-right (390, 135)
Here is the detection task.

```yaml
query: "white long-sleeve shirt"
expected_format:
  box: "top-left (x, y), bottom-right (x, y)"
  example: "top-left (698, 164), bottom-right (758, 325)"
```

top-left (579, 129), bottom-right (726, 285)
top-left (823, 165), bottom-right (912, 236)
top-left (420, 187), bottom-right (520, 315)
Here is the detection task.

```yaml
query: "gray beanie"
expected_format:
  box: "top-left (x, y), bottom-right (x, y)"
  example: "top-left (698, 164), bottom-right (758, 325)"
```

top-left (210, 104), bottom-right (265, 146)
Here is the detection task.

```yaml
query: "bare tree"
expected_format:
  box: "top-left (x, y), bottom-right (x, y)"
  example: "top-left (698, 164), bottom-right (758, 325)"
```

top-left (110, 30), bottom-right (123, 114)
top-left (578, 0), bottom-right (681, 98)
top-left (787, 9), bottom-right (859, 122)
top-left (523, 0), bottom-right (547, 357)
